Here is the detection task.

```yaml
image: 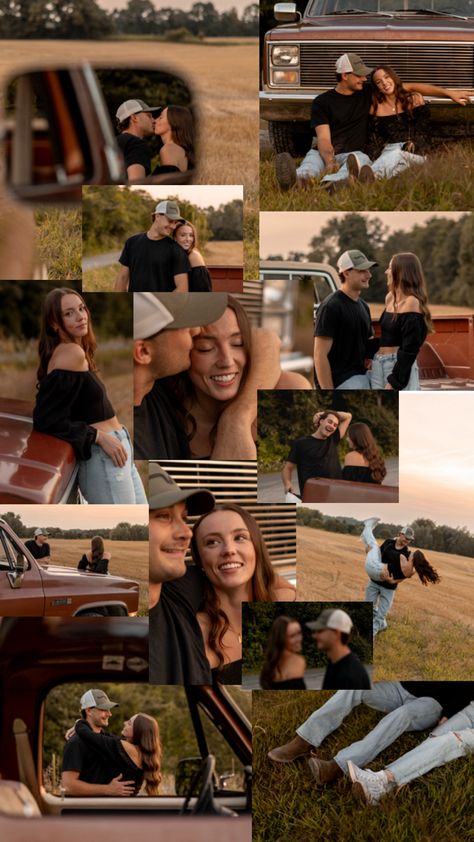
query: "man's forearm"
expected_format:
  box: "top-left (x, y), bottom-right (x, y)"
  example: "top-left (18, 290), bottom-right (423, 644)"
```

top-left (282, 464), bottom-right (293, 491)
top-left (317, 141), bottom-right (336, 167)
top-left (314, 352), bottom-right (334, 389)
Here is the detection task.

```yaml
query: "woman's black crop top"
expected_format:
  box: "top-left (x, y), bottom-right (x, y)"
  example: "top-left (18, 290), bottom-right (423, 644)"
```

top-left (189, 265), bottom-right (212, 292)
top-left (379, 310), bottom-right (428, 390)
top-left (33, 370), bottom-right (115, 460)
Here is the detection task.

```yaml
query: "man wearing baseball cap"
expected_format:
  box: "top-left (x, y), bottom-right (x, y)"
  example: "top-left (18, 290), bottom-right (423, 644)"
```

top-left (115, 200), bottom-right (190, 293)
top-left (314, 249), bottom-right (377, 389)
top-left (148, 465), bottom-right (216, 684)
top-left (25, 528), bottom-right (51, 563)
top-left (116, 99), bottom-right (160, 181)
top-left (133, 292), bottom-right (228, 459)
top-left (363, 518), bottom-right (414, 637)
top-left (306, 608), bottom-right (371, 690)
top-left (62, 689), bottom-right (135, 796)
top-left (275, 51), bottom-right (466, 191)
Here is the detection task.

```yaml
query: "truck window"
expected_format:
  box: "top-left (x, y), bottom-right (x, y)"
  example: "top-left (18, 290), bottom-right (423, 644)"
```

top-left (314, 273), bottom-right (334, 305)
top-left (0, 528), bottom-right (24, 571)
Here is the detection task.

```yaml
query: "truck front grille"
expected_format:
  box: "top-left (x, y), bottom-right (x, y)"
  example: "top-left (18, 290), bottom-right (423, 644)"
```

top-left (299, 42), bottom-right (474, 87)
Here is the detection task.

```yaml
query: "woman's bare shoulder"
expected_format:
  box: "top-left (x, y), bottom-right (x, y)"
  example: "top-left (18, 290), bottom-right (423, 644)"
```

top-left (160, 142), bottom-right (186, 166)
top-left (189, 248), bottom-right (205, 267)
top-left (344, 450), bottom-right (366, 466)
top-left (399, 295), bottom-right (422, 313)
top-left (274, 582), bottom-right (296, 602)
top-left (49, 343), bottom-right (87, 372)
top-left (276, 371), bottom-right (312, 390)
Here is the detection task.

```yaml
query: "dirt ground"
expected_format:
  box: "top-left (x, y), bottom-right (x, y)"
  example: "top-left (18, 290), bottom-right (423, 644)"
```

top-left (297, 525), bottom-right (474, 631)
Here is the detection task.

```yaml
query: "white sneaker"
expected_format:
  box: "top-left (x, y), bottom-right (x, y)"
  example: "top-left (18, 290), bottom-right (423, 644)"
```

top-left (359, 517), bottom-right (380, 544)
top-left (347, 761), bottom-right (392, 805)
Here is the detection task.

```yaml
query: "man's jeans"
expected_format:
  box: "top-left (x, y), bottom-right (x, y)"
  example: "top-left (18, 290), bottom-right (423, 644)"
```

top-left (296, 149), bottom-right (372, 183)
top-left (296, 682), bottom-right (442, 774)
top-left (365, 579), bottom-right (396, 634)
top-left (387, 702), bottom-right (474, 785)
top-left (296, 143), bottom-right (425, 183)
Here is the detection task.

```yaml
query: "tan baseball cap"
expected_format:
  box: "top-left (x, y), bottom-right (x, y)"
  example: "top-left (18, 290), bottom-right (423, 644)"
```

top-left (337, 250), bottom-right (378, 272)
top-left (116, 99), bottom-right (161, 121)
top-left (336, 53), bottom-right (372, 77)
top-left (306, 608), bottom-right (353, 634)
top-left (149, 465), bottom-right (215, 515)
top-left (80, 689), bottom-right (118, 710)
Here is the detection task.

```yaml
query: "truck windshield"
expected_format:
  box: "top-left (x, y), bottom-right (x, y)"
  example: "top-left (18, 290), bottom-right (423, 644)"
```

top-left (306, 0), bottom-right (473, 15)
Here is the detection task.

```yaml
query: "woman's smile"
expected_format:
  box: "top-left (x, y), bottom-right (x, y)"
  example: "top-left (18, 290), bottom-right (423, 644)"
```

top-left (189, 308), bottom-right (247, 401)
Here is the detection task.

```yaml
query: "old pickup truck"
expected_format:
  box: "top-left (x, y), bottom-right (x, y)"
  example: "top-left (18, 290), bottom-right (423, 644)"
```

top-left (0, 518), bottom-right (139, 617)
top-left (261, 0), bottom-right (474, 156)
top-left (0, 617), bottom-right (251, 840)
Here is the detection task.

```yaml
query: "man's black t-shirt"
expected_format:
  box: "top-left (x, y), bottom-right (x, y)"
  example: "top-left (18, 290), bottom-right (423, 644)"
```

top-left (311, 84), bottom-right (372, 154)
top-left (25, 539), bottom-right (50, 560)
top-left (287, 429), bottom-right (341, 494)
top-left (117, 132), bottom-right (151, 176)
top-left (322, 651), bottom-right (371, 689)
top-left (372, 538), bottom-right (411, 591)
top-left (134, 381), bottom-right (191, 460)
top-left (62, 733), bottom-right (114, 785)
top-left (119, 234), bottom-right (190, 292)
top-left (149, 566), bottom-right (212, 685)
top-left (314, 290), bottom-right (373, 387)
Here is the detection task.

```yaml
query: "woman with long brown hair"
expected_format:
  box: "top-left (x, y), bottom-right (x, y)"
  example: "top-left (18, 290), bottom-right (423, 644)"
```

top-left (370, 252), bottom-right (433, 390)
top-left (260, 616), bottom-right (306, 690)
top-left (191, 504), bottom-right (296, 683)
top-left (153, 105), bottom-right (195, 173)
top-left (77, 536), bottom-right (111, 574)
top-left (173, 219), bottom-right (212, 292)
top-left (342, 422), bottom-right (387, 484)
top-left (75, 713), bottom-right (162, 796)
top-left (33, 287), bottom-right (146, 503)
top-left (163, 295), bottom-right (310, 459)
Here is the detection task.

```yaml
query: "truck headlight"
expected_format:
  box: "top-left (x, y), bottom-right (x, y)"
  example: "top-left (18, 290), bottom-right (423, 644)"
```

top-left (271, 45), bottom-right (300, 66)
top-left (270, 69), bottom-right (299, 85)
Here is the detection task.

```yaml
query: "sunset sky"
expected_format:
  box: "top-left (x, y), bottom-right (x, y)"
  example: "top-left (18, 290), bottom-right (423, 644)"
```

top-left (309, 392), bottom-right (474, 532)
top-left (1, 505), bottom-right (148, 530)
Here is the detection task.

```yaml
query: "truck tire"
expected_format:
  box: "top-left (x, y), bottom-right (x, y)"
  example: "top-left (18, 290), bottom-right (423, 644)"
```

top-left (76, 610), bottom-right (106, 617)
top-left (268, 121), bottom-right (312, 156)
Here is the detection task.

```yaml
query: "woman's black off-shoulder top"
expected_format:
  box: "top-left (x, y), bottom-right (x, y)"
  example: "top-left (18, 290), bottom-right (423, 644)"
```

top-left (379, 310), bottom-right (428, 390)
top-left (33, 370), bottom-right (115, 460)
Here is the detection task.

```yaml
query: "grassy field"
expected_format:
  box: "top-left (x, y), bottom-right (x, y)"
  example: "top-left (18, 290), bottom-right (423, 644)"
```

top-left (253, 690), bottom-right (474, 842)
top-left (260, 140), bottom-right (474, 211)
top-left (297, 527), bottom-right (474, 681)
top-left (47, 537), bottom-right (148, 614)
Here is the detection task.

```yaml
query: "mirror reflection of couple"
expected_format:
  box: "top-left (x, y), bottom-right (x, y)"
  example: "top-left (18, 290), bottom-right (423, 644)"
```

top-left (314, 249), bottom-right (433, 391)
top-left (62, 689), bottom-right (161, 797)
top-left (116, 99), bottom-right (194, 181)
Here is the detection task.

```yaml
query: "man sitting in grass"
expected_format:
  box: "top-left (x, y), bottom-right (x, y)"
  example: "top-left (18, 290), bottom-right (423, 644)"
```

top-left (275, 52), bottom-right (469, 193)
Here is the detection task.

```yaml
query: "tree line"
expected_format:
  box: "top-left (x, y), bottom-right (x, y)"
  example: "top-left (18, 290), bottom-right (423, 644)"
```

top-left (296, 509), bottom-right (474, 559)
top-left (82, 186), bottom-right (242, 254)
top-left (1, 512), bottom-right (147, 541)
top-left (243, 602), bottom-right (373, 673)
top-left (0, 0), bottom-right (258, 39)
top-left (258, 389), bottom-right (399, 469)
top-left (268, 213), bottom-right (474, 307)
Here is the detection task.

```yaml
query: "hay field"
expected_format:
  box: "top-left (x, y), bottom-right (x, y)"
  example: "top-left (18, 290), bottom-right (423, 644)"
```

top-left (297, 526), bottom-right (474, 680)
top-left (0, 40), bottom-right (258, 188)
top-left (204, 240), bottom-right (243, 264)
top-left (48, 538), bottom-right (148, 614)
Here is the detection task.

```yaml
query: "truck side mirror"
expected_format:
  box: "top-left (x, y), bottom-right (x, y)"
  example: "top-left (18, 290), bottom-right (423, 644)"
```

top-left (7, 554), bottom-right (27, 588)
top-left (1, 63), bottom-right (196, 203)
top-left (274, 3), bottom-right (300, 22)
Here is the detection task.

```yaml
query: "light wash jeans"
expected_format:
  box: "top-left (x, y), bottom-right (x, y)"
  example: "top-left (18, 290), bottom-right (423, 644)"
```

top-left (78, 427), bottom-right (147, 504)
top-left (365, 579), bottom-right (396, 634)
top-left (387, 702), bottom-right (474, 785)
top-left (296, 682), bottom-right (442, 775)
top-left (336, 372), bottom-right (371, 389)
top-left (371, 142), bottom-right (425, 179)
top-left (361, 523), bottom-right (385, 581)
top-left (370, 352), bottom-right (420, 391)
top-left (296, 149), bottom-right (372, 183)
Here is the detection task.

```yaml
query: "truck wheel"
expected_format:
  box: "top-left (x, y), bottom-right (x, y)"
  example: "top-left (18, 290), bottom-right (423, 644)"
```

top-left (77, 610), bottom-right (106, 616)
top-left (268, 121), bottom-right (312, 156)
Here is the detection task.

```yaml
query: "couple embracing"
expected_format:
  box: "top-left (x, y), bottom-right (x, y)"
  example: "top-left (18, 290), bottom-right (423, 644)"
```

top-left (314, 249), bottom-right (433, 391)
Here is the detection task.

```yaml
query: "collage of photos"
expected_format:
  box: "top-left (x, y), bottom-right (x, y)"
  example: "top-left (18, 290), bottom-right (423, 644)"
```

top-left (0, 3), bottom-right (473, 842)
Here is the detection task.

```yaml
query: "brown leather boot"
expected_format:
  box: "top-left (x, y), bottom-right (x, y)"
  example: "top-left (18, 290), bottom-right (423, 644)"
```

top-left (308, 756), bottom-right (343, 785)
top-left (268, 735), bottom-right (312, 763)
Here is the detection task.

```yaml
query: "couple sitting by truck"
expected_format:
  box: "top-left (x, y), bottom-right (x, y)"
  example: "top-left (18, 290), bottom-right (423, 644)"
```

top-left (313, 249), bottom-right (433, 391)
top-left (275, 52), bottom-right (470, 192)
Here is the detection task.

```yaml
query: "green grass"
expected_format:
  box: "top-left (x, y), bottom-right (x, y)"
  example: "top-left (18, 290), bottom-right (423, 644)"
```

top-left (260, 141), bottom-right (474, 211)
top-left (83, 265), bottom-right (119, 292)
top-left (244, 184), bottom-right (258, 281)
top-left (35, 208), bottom-right (82, 280)
top-left (374, 612), bottom-right (474, 682)
top-left (253, 690), bottom-right (474, 842)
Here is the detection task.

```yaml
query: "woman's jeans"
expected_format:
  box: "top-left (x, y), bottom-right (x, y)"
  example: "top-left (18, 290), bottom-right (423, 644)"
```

top-left (370, 352), bottom-right (420, 391)
top-left (361, 523), bottom-right (385, 580)
top-left (372, 142), bottom-right (426, 178)
top-left (78, 427), bottom-right (147, 504)
top-left (387, 702), bottom-right (474, 785)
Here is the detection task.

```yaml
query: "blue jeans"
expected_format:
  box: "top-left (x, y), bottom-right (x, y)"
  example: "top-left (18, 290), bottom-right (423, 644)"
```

top-left (296, 682), bottom-right (442, 775)
top-left (365, 579), bottom-right (396, 634)
top-left (296, 149), bottom-right (372, 183)
top-left (361, 524), bottom-right (384, 580)
top-left (336, 372), bottom-right (371, 389)
top-left (372, 142), bottom-right (425, 178)
top-left (370, 352), bottom-right (420, 391)
top-left (387, 702), bottom-right (474, 785)
top-left (78, 427), bottom-right (146, 504)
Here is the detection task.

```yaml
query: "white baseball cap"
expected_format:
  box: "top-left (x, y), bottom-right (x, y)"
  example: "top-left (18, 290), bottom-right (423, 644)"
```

top-left (337, 250), bottom-right (378, 272)
top-left (335, 53), bottom-right (372, 76)
top-left (306, 608), bottom-right (353, 634)
top-left (116, 99), bottom-right (161, 122)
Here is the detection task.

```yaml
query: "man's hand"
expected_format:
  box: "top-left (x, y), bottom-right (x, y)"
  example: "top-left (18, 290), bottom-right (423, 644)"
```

top-left (323, 159), bottom-right (340, 175)
top-left (107, 775), bottom-right (135, 796)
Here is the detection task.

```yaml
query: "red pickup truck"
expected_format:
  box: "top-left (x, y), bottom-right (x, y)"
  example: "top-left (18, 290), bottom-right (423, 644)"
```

top-left (0, 518), bottom-right (139, 617)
